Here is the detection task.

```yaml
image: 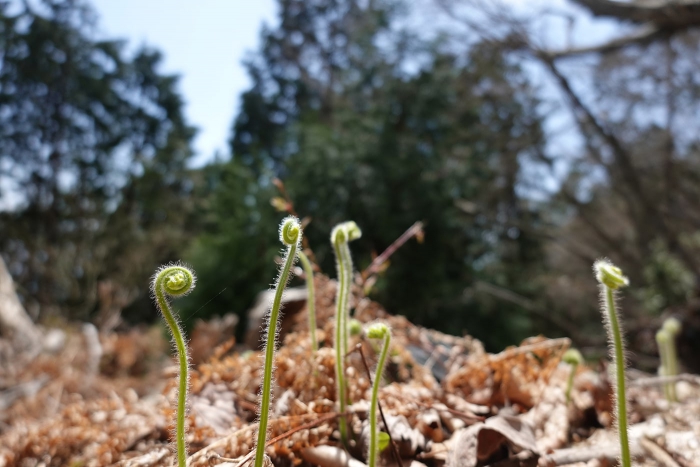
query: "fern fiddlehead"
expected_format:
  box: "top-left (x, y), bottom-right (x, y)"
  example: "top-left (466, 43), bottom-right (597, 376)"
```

top-left (152, 264), bottom-right (196, 467)
top-left (366, 323), bottom-right (391, 467)
top-left (331, 221), bottom-right (362, 444)
top-left (254, 217), bottom-right (302, 467)
top-left (594, 259), bottom-right (630, 467)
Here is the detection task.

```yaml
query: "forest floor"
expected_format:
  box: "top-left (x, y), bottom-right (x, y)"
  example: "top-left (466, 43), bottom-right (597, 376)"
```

top-left (0, 275), bottom-right (698, 467)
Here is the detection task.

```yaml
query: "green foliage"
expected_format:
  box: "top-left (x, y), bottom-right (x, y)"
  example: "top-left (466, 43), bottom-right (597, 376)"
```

top-left (181, 160), bottom-right (280, 334)
top-left (378, 432), bottom-right (390, 452)
top-left (280, 44), bottom-right (547, 350)
top-left (188, 0), bottom-right (548, 351)
top-left (0, 0), bottom-right (196, 320)
top-left (151, 265), bottom-right (196, 467)
top-left (639, 240), bottom-right (695, 314)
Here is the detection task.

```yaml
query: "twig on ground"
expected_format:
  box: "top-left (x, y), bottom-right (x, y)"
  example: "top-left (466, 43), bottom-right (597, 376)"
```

top-left (188, 413), bottom-right (330, 466)
top-left (387, 391), bottom-right (484, 424)
top-left (205, 413), bottom-right (342, 467)
top-left (639, 437), bottom-right (681, 467)
top-left (489, 338), bottom-right (571, 363)
top-left (540, 443), bottom-right (631, 465)
top-left (629, 373), bottom-right (700, 387)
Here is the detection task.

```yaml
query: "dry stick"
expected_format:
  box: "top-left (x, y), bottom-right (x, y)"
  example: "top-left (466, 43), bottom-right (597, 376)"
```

top-left (352, 343), bottom-right (404, 467)
top-left (630, 373), bottom-right (700, 387)
top-left (540, 445), bottom-right (632, 466)
top-left (490, 337), bottom-right (571, 363)
top-left (387, 391), bottom-right (484, 424)
top-left (188, 413), bottom-right (330, 465)
top-left (639, 437), bottom-right (682, 467)
top-left (223, 413), bottom-right (343, 467)
top-left (361, 221), bottom-right (424, 283)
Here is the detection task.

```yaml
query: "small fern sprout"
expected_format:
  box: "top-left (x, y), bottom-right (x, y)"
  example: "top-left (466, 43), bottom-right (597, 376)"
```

top-left (663, 317), bottom-right (681, 336)
top-left (349, 318), bottom-right (363, 336)
top-left (655, 329), bottom-right (673, 401)
top-left (338, 221), bottom-right (362, 358)
top-left (593, 259), bottom-right (630, 467)
top-left (661, 317), bottom-right (682, 401)
top-left (331, 220), bottom-right (362, 444)
top-left (366, 323), bottom-right (391, 467)
top-left (254, 217), bottom-right (302, 467)
top-left (562, 348), bottom-right (583, 403)
top-left (151, 264), bottom-right (196, 467)
top-left (298, 250), bottom-right (318, 353)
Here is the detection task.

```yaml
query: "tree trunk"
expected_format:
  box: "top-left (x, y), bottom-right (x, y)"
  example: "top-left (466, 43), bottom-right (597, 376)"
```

top-left (0, 255), bottom-right (41, 357)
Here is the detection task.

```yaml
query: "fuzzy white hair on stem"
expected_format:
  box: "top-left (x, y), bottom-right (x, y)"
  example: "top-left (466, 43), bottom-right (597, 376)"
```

top-left (593, 258), bottom-right (631, 467)
top-left (253, 216), bottom-right (301, 467)
top-left (151, 262), bottom-right (196, 467)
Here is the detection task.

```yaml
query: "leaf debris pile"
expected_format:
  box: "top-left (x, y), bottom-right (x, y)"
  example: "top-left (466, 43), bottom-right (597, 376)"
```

top-left (1, 275), bottom-right (699, 466)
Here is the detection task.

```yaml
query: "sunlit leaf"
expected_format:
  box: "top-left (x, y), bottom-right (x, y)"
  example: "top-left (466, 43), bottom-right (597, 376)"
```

top-left (378, 431), bottom-right (391, 452)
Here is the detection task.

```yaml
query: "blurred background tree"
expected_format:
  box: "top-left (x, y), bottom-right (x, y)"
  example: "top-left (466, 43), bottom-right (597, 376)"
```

top-left (184, 0), bottom-right (551, 350)
top-left (2, 0), bottom-right (700, 363)
top-left (435, 0), bottom-right (700, 363)
top-left (0, 0), bottom-right (198, 326)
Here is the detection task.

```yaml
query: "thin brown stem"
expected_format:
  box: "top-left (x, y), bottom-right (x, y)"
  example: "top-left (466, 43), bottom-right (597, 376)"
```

top-left (361, 221), bottom-right (424, 283)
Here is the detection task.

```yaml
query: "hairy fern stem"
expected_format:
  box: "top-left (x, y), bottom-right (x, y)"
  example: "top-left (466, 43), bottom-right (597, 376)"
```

top-left (367, 323), bottom-right (391, 467)
top-left (331, 221), bottom-right (361, 445)
top-left (254, 217), bottom-right (302, 467)
top-left (152, 265), bottom-right (196, 467)
top-left (594, 260), bottom-right (630, 467)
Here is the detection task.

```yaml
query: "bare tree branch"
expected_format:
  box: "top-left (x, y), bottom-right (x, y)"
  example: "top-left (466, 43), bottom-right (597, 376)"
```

top-left (559, 190), bottom-right (640, 267)
top-left (572, 0), bottom-right (700, 28)
top-left (538, 56), bottom-right (651, 209)
top-left (544, 24), bottom-right (668, 59)
top-left (537, 55), bottom-right (699, 272)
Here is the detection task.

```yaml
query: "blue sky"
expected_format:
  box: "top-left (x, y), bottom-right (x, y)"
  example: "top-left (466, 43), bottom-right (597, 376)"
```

top-left (91, 0), bottom-right (277, 166)
top-left (88, 0), bottom-right (618, 177)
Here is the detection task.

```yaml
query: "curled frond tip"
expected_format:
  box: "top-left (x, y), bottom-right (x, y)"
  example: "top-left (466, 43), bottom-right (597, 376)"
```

top-left (367, 322), bottom-right (390, 339)
top-left (331, 223), bottom-right (347, 245)
top-left (344, 221), bottom-right (362, 242)
top-left (594, 259), bottom-right (628, 290)
top-left (662, 317), bottom-right (681, 336)
top-left (280, 216), bottom-right (302, 246)
top-left (562, 348), bottom-right (583, 365)
top-left (153, 265), bottom-right (196, 297)
top-left (655, 329), bottom-right (670, 344)
top-left (331, 220), bottom-right (362, 245)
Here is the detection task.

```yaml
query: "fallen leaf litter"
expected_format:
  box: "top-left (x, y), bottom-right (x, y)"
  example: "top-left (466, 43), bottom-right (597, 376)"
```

top-left (1, 275), bottom-right (698, 467)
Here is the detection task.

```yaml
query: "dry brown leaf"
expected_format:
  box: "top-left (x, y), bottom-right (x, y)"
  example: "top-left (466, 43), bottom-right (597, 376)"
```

top-left (445, 415), bottom-right (540, 467)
